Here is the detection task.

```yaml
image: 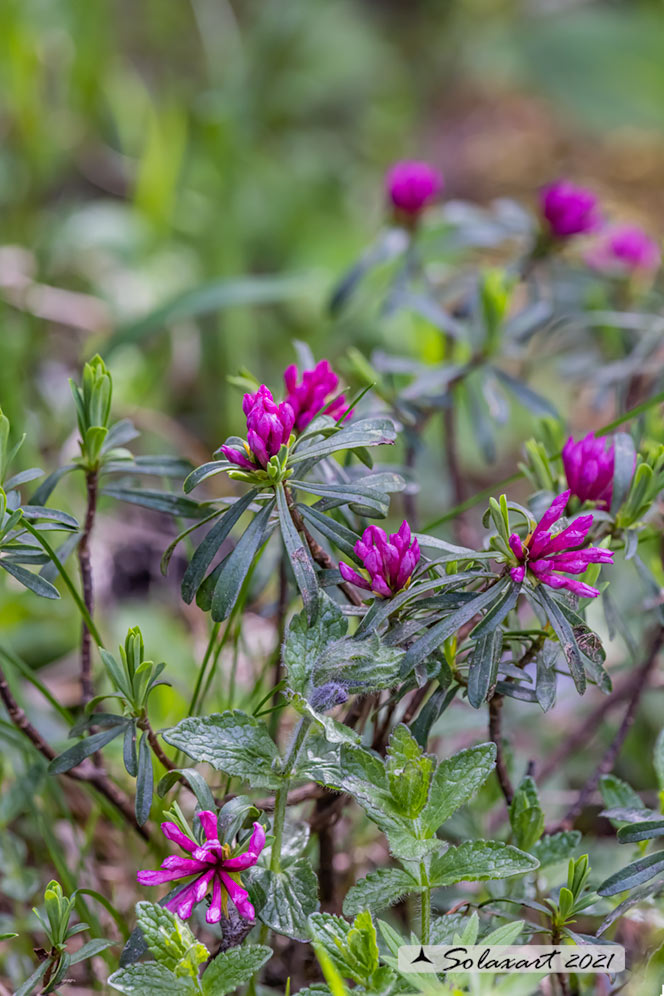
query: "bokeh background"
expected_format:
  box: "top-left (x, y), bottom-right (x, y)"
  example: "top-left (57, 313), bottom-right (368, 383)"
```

top-left (3, 0), bottom-right (664, 989)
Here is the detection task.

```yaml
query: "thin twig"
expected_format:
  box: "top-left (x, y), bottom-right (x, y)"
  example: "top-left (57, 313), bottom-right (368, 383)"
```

top-left (0, 662), bottom-right (148, 840)
top-left (144, 720), bottom-right (176, 771)
top-left (489, 694), bottom-right (514, 806)
top-left (537, 672), bottom-right (643, 783)
top-left (553, 626), bottom-right (663, 832)
top-left (285, 490), bottom-right (363, 607)
top-left (78, 469), bottom-right (98, 705)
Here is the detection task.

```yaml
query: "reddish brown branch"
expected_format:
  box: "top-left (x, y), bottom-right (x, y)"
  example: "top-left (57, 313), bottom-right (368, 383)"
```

top-left (78, 469), bottom-right (98, 705)
top-left (553, 626), bottom-right (663, 832)
top-left (489, 694), bottom-right (514, 807)
top-left (285, 491), bottom-right (363, 607)
top-left (0, 663), bottom-right (148, 840)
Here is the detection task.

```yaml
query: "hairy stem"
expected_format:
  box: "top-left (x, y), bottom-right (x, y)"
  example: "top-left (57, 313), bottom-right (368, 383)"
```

top-left (420, 861), bottom-right (431, 945)
top-left (78, 470), bottom-right (99, 705)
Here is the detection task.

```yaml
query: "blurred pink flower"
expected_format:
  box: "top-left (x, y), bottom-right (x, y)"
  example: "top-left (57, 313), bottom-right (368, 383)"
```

top-left (585, 224), bottom-right (661, 275)
top-left (509, 489), bottom-right (613, 598)
top-left (137, 814), bottom-right (265, 923)
top-left (284, 360), bottom-right (351, 432)
top-left (540, 180), bottom-right (600, 238)
top-left (385, 161), bottom-right (443, 217)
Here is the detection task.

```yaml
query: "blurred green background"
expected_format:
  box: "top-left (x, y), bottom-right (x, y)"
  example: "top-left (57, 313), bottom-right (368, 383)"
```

top-left (3, 0), bottom-right (664, 442)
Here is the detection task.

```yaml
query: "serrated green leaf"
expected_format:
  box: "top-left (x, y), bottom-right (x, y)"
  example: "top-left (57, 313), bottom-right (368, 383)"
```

top-left (108, 962), bottom-right (197, 994)
top-left (421, 743), bottom-right (496, 834)
top-left (309, 911), bottom-right (380, 987)
top-left (385, 725), bottom-right (433, 818)
top-left (283, 594), bottom-right (348, 697)
top-left (530, 831), bottom-right (581, 868)
top-left (163, 711), bottom-right (281, 788)
top-left (201, 944), bottom-right (272, 996)
top-left (135, 902), bottom-right (208, 978)
top-left (251, 858), bottom-right (319, 940)
top-left (509, 777), bottom-right (544, 851)
top-left (429, 840), bottom-right (538, 887)
top-left (343, 867), bottom-right (417, 916)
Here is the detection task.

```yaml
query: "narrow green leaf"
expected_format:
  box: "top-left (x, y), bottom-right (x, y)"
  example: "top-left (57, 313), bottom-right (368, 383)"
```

top-left (135, 731), bottom-right (153, 826)
top-left (598, 851), bottom-right (664, 896)
top-left (276, 483), bottom-right (319, 621)
top-left (181, 489), bottom-right (258, 603)
top-left (0, 560), bottom-right (61, 599)
top-left (467, 629), bottom-right (502, 709)
top-left (211, 499), bottom-right (275, 622)
top-left (48, 724), bottom-right (126, 773)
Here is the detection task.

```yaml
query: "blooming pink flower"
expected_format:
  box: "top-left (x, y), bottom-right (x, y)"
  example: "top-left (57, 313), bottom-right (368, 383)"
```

top-left (220, 386), bottom-right (295, 470)
top-left (540, 181), bottom-right (600, 239)
top-left (509, 490), bottom-right (613, 598)
top-left (562, 433), bottom-right (615, 509)
top-left (284, 360), bottom-right (352, 432)
top-left (339, 520), bottom-right (420, 598)
top-left (137, 814), bottom-right (265, 923)
top-left (385, 161), bottom-right (443, 217)
top-left (585, 224), bottom-right (661, 275)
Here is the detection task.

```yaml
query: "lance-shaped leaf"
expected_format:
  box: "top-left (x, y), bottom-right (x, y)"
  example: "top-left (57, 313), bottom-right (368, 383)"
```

top-left (163, 711), bottom-right (282, 788)
top-left (211, 498), bottom-right (276, 621)
top-left (0, 560), bottom-right (61, 599)
top-left (598, 851), bottom-right (664, 896)
top-left (289, 417), bottom-right (396, 466)
top-left (101, 486), bottom-right (208, 519)
top-left (250, 857), bottom-right (319, 941)
top-left (401, 583), bottom-right (507, 674)
top-left (48, 722), bottom-right (128, 773)
top-left (467, 629), bottom-right (503, 708)
top-left (276, 482), bottom-right (319, 621)
top-left (611, 432), bottom-right (637, 516)
top-left (135, 731), bottom-right (153, 826)
top-left (531, 588), bottom-right (586, 695)
top-left (429, 840), bottom-right (538, 887)
top-left (181, 489), bottom-right (258, 603)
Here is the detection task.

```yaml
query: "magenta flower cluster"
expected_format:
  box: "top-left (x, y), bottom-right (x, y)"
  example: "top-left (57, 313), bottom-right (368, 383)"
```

top-left (539, 181), bottom-right (600, 239)
top-left (284, 360), bottom-right (351, 432)
top-left (137, 814), bottom-right (266, 923)
top-left (340, 520), bottom-right (420, 598)
top-left (509, 490), bottom-right (613, 598)
top-left (385, 160), bottom-right (443, 217)
top-left (586, 224), bottom-right (661, 275)
top-left (220, 386), bottom-right (294, 471)
top-left (562, 433), bottom-right (615, 509)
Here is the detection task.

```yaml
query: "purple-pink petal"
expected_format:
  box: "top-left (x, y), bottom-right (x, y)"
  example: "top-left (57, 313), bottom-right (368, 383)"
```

top-left (206, 874), bottom-right (224, 924)
top-left (339, 562), bottom-right (372, 590)
top-left (160, 822), bottom-right (197, 853)
top-left (219, 871), bottom-right (255, 920)
top-left (197, 811), bottom-right (219, 843)
top-left (510, 565), bottom-right (526, 584)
